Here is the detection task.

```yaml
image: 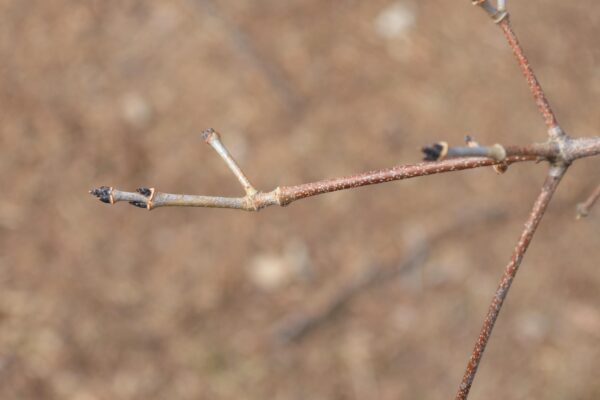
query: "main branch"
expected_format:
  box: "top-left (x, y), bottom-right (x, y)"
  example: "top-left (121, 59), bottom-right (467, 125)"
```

top-left (455, 165), bottom-right (567, 399)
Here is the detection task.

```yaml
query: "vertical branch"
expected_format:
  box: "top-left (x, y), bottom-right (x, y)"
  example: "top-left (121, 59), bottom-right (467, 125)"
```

top-left (455, 165), bottom-right (567, 400)
top-left (497, 18), bottom-right (561, 133)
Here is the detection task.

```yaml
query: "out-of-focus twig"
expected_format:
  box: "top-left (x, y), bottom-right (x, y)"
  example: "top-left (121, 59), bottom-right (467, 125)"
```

top-left (191, 0), bottom-right (303, 112)
top-left (275, 209), bottom-right (506, 344)
top-left (576, 183), bottom-right (600, 219)
top-left (275, 244), bottom-right (428, 345)
top-left (472, 0), bottom-right (507, 23)
top-left (455, 165), bottom-right (567, 400)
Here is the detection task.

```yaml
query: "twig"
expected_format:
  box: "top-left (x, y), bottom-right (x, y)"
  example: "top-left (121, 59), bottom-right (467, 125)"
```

top-left (497, 17), bottom-right (561, 135)
top-left (90, 129), bottom-right (542, 210)
top-left (201, 128), bottom-right (257, 196)
top-left (473, 1), bottom-right (561, 136)
top-left (455, 165), bottom-right (567, 400)
top-left (422, 139), bottom-right (557, 162)
top-left (90, 131), bottom-right (600, 211)
top-left (275, 209), bottom-right (506, 344)
top-left (576, 183), bottom-right (600, 219)
top-left (276, 244), bottom-right (428, 345)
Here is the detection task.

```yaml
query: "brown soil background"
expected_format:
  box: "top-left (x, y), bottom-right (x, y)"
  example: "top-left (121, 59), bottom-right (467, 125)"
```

top-left (1, 1), bottom-right (599, 399)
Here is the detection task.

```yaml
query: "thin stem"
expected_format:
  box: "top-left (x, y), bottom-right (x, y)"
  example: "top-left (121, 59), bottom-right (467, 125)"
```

top-left (455, 164), bottom-right (567, 400)
top-left (498, 17), bottom-right (561, 134)
top-left (422, 141), bottom-right (558, 162)
top-left (202, 128), bottom-right (257, 195)
top-left (276, 156), bottom-right (533, 206)
top-left (576, 183), bottom-right (600, 219)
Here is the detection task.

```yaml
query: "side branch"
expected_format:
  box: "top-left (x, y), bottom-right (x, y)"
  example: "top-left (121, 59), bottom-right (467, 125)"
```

top-left (90, 156), bottom-right (535, 211)
top-left (497, 17), bottom-right (561, 134)
top-left (90, 130), bottom-right (600, 212)
top-left (455, 165), bottom-right (567, 400)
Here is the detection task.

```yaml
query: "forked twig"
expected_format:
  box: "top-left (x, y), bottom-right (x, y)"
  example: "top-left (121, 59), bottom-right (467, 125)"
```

top-left (90, 134), bottom-right (597, 211)
top-left (455, 165), bottom-right (566, 400)
top-left (89, 2), bottom-right (600, 398)
top-left (90, 130), bottom-right (541, 211)
top-left (474, 1), bottom-right (562, 138)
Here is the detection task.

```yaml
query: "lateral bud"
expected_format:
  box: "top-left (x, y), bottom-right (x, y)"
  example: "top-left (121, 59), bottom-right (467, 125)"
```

top-left (135, 187), bottom-right (156, 210)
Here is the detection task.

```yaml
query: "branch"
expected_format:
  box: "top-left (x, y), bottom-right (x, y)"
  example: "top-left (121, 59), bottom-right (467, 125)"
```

top-left (91, 130), bottom-right (546, 211)
top-left (90, 131), bottom-right (600, 211)
top-left (455, 165), bottom-right (567, 400)
top-left (474, 1), bottom-right (562, 138)
top-left (576, 183), bottom-right (600, 219)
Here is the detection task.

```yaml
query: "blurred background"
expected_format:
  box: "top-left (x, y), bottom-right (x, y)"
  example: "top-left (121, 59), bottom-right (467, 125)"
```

top-left (1, 1), bottom-right (599, 399)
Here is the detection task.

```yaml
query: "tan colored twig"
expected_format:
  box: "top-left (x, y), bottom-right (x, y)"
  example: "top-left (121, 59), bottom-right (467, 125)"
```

top-left (89, 134), bottom-right (599, 211)
top-left (576, 183), bottom-right (600, 219)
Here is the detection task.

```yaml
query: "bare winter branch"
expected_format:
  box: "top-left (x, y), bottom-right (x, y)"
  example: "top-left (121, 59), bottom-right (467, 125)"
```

top-left (90, 153), bottom-right (535, 211)
top-left (455, 165), bottom-right (567, 400)
top-left (87, 4), bottom-right (600, 398)
top-left (498, 17), bottom-right (561, 134)
top-left (90, 133), bottom-right (600, 211)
